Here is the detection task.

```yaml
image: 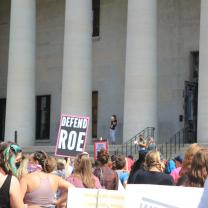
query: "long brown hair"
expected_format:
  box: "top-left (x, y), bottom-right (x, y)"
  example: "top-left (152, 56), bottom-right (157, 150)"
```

top-left (74, 154), bottom-right (96, 188)
top-left (180, 143), bottom-right (203, 176)
top-left (186, 148), bottom-right (208, 187)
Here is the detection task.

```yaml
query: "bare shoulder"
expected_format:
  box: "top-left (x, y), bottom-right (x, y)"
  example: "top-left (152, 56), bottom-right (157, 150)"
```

top-left (10, 175), bottom-right (19, 185)
top-left (10, 175), bottom-right (21, 192)
top-left (49, 173), bottom-right (60, 180)
top-left (20, 172), bottom-right (33, 181)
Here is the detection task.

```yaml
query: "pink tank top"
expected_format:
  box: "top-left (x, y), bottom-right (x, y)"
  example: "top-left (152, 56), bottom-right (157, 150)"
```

top-left (24, 177), bottom-right (54, 207)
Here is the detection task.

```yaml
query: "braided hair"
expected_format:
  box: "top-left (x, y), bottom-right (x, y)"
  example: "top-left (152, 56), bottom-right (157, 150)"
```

top-left (32, 151), bottom-right (56, 173)
top-left (144, 150), bottom-right (162, 172)
top-left (33, 151), bottom-right (48, 172)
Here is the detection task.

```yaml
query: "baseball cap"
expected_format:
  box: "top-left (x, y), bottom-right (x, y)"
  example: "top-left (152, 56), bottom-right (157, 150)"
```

top-left (174, 154), bottom-right (184, 163)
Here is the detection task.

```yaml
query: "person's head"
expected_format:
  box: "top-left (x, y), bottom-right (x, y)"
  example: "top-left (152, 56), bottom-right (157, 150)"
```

top-left (114, 155), bottom-right (126, 170)
top-left (165, 159), bottom-right (176, 174)
top-left (144, 150), bottom-right (162, 172)
top-left (111, 115), bottom-right (117, 121)
top-left (0, 142), bottom-right (22, 176)
top-left (56, 159), bottom-right (66, 171)
top-left (127, 155), bottom-right (134, 161)
top-left (31, 150), bottom-right (55, 173)
top-left (174, 154), bottom-right (184, 168)
top-left (74, 153), bottom-right (95, 188)
top-left (44, 156), bottom-right (57, 173)
top-left (187, 148), bottom-right (208, 187)
top-left (180, 143), bottom-right (203, 176)
top-left (97, 149), bottom-right (109, 166)
top-left (139, 134), bottom-right (144, 141)
top-left (74, 153), bottom-right (91, 173)
top-left (32, 150), bottom-right (47, 168)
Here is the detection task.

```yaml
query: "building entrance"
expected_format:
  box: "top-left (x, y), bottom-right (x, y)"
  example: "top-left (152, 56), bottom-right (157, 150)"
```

top-left (183, 51), bottom-right (199, 143)
top-left (184, 81), bottom-right (198, 143)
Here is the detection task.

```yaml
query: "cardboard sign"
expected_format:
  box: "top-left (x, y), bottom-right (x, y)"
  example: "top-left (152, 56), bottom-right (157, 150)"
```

top-left (67, 183), bottom-right (208, 208)
top-left (67, 188), bottom-right (125, 208)
top-left (126, 184), bottom-right (204, 208)
top-left (55, 114), bottom-right (90, 157)
top-left (93, 140), bottom-right (108, 159)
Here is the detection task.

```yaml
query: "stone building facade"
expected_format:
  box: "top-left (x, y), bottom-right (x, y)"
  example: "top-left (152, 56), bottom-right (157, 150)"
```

top-left (0, 0), bottom-right (207, 147)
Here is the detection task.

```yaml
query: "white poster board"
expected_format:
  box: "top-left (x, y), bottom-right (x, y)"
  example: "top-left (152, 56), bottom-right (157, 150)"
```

top-left (67, 182), bottom-right (208, 208)
top-left (67, 188), bottom-right (125, 208)
top-left (55, 114), bottom-right (90, 157)
top-left (126, 184), bottom-right (204, 208)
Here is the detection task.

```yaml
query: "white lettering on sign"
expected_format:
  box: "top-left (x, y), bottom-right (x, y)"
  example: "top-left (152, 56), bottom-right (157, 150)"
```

top-left (61, 117), bottom-right (88, 129)
top-left (76, 132), bottom-right (86, 151)
top-left (67, 131), bottom-right (77, 150)
top-left (58, 129), bottom-right (85, 152)
top-left (58, 129), bottom-right (68, 149)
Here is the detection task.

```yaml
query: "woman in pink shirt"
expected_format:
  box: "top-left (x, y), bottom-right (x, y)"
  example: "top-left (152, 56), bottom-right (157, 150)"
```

top-left (170, 154), bottom-right (184, 184)
top-left (67, 153), bottom-right (101, 189)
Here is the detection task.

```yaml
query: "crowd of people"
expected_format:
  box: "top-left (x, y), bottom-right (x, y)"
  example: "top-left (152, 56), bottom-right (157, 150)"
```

top-left (0, 139), bottom-right (208, 207)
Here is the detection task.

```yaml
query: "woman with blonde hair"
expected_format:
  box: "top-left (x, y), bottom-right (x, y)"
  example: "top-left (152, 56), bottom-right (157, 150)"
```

top-left (17, 158), bottom-right (29, 180)
top-left (133, 150), bottom-right (173, 185)
top-left (185, 148), bottom-right (208, 187)
top-left (67, 153), bottom-right (101, 188)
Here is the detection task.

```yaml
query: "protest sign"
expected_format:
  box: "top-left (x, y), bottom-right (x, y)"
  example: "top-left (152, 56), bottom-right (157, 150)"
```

top-left (55, 114), bottom-right (90, 157)
top-left (126, 184), bottom-right (204, 208)
top-left (198, 178), bottom-right (208, 208)
top-left (93, 139), bottom-right (108, 159)
top-left (67, 188), bottom-right (97, 208)
top-left (67, 184), bottom-right (208, 208)
top-left (67, 188), bottom-right (125, 208)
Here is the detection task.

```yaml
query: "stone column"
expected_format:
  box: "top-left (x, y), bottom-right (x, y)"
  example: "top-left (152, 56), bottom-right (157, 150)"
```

top-left (61, 1), bottom-right (92, 119)
top-left (197, 0), bottom-right (208, 143)
top-left (123, 0), bottom-right (157, 141)
top-left (5, 0), bottom-right (36, 146)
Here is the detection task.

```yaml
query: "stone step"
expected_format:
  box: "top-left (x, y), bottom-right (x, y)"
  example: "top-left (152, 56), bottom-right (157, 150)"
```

top-left (22, 143), bottom-right (208, 160)
top-left (22, 144), bottom-right (123, 158)
top-left (158, 143), bottom-right (208, 159)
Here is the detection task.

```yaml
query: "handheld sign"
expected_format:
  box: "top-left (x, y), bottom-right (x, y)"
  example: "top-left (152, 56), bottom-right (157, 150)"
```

top-left (93, 139), bottom-right (108, 160)
top-left (67, 188), bottom-right (125, 208)
top-left (126, 184), bottom-right (204, 208)
top-left (55, 114), bottom-right (90, 157)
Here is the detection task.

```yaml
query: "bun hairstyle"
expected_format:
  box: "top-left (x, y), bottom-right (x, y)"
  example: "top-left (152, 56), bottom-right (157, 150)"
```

top-left (32, 151), bottom-right (56, 173)
top-left (0, 142), bottom-right (22, 176)
top-left (44, 156), bottom-right (57, 173)
top-left (97, 149), bottom-right (109, 165)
